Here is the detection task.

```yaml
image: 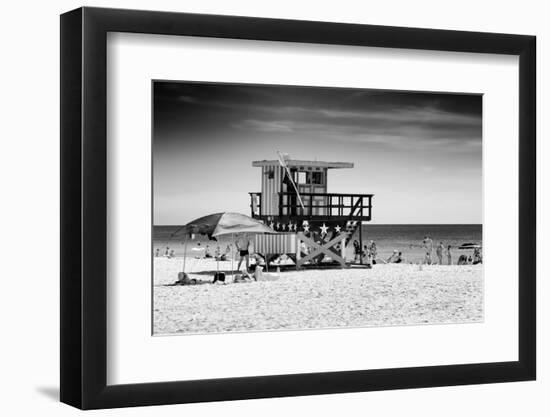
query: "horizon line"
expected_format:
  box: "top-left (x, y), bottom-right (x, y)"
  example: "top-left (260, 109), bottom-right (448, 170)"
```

top-left (153, 222), bottom-right (483, 227)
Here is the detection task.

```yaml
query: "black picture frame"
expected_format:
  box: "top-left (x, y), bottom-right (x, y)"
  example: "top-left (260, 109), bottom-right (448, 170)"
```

top-left (60, 6), bottom-right (536, 410)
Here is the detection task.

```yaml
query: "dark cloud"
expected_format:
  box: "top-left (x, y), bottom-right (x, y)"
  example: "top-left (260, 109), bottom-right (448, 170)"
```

top-left (154, 81), bottom-right (481, 149)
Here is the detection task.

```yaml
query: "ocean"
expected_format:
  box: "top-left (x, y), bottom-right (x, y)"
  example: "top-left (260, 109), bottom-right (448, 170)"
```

top-left (358, 224), bottom-right (482, 263)
top-left (153, 224), bottom-right (482, 264)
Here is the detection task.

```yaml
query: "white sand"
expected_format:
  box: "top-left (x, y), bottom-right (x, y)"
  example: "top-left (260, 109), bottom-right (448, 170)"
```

top-left (153, 257), bottom-right (483, 334)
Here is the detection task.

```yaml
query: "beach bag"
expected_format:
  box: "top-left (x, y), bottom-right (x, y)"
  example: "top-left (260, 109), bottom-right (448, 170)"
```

top-left (213, 272), bottom-right (225, 283)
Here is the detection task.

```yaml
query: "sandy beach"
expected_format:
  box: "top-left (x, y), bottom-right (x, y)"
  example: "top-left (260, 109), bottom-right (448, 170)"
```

top-left (153, 257), bottom-right (483, 335)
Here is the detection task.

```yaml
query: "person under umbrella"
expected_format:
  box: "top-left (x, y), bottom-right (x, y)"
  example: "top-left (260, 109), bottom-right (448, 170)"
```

top-left (235, 234), bottom-right (251, 272)
top-left (170, 212), bottom-right (276, 281)
top-left (457, 243), bottom-right (482, 265)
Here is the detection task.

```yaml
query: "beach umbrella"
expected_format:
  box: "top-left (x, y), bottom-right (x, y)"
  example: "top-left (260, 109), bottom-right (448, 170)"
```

top-left (171, 212), bottom-right (276, 276)
top-left (458, 243), bottom-right (482, 250)
top-left (171, 212), bottom-right (276, 238)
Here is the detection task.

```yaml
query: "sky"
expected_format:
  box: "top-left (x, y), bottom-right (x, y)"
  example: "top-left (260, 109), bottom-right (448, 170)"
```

top-left (153, 81), bottom-right (482, 225)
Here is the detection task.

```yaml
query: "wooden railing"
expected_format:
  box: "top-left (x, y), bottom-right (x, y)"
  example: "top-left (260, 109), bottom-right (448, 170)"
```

top-left (249, 192), bottom-right (373, 221)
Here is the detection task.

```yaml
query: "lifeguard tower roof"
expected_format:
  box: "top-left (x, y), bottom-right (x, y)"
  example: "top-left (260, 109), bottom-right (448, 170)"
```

top-left (249, 157), bottom-right (372, 224)
top-left (252, 159), bottom-right (353, 169)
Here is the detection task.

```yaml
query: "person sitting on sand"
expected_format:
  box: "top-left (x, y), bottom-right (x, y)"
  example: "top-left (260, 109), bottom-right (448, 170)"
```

top-left (236, 235), bottom-right (250, 271)
top-left (204, 245), bottom-right (213, 258)
top-left (446, 245), bottom-right (452, 265)
top-left (386, 250), bottom-right (399, 263)
top-left (395, 251), bottom-right (405, 263)
top-left (457, 254), bottom-right (468, 265)
top-left (215, 245), bottom-right (228, 261)
top-left (422, 236), bottom-right (433, 264)
top-left (233, 268), bottom-right (255, 283)
top-left (473, 247), bottom-right (482, 265)
top-left (217, 244), bottom-right (231, 261)
top-left (250, 253), bottom-right (266, 269)
top-left (168, 249), bottom-right (175, 258)
top-left (436, 242), bottom-right (444, 264)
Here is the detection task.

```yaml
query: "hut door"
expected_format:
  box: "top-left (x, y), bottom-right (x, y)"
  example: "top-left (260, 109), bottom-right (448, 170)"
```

top-left (308, 170), bottom-right (326, 215)
top-left (296, 171), bottom-right (311, 215)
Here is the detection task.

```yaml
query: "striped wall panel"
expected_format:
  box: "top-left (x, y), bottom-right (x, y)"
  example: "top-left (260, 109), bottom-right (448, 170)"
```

top-left (261, 165), bottom-right (282, 216)
top-left (254, 233), bottom-right (296, 254)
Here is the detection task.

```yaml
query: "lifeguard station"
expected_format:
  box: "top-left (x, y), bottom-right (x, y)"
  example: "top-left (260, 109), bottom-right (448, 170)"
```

top-left (249, 153), bottom-right (374, 268)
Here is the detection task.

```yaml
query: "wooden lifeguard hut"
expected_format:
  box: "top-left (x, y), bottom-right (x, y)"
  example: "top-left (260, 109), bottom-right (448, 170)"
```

top-left (249, 153), bottom-right (374, 268)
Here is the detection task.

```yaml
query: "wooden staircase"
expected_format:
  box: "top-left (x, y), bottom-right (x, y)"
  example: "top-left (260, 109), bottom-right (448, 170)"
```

top-left (344, 220), bottom-right (361, 246)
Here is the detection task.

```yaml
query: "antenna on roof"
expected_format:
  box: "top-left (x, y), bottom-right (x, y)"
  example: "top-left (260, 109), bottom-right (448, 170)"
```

top-left (276, 151), bottom-right (305, 210)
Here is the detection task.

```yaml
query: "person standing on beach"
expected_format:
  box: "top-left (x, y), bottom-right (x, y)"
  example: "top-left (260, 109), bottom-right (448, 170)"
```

top-left (353, 240), bottom-right (361, 263)
top-left (164, 246), bottom-right (170, 257)
top-left (155, 248), bottom-right (160, 257)
top-left (446, 245), bottom-right (452, 265)
top-left (422, 236), bottom-right (433, 264)
top-left (436, 242), bottom-right (444, 264)
top-left (236, 235), bottom-right (251, 272)
top-left (362, 244), bottom-right (371, 265)
top-left (368, 240), bottom-right (378, 264)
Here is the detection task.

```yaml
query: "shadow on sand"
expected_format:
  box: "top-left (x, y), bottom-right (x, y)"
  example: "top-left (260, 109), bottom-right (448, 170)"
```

top-left (35, 386), bottom-right (59, 401)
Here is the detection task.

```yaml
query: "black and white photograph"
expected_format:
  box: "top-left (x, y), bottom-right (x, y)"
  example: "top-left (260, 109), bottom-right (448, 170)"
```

top-left (152, 81), bottom-right (483, 335)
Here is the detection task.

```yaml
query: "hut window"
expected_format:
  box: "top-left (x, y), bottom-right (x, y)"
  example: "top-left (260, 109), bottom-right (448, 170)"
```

top-left (297, 172), bottom-right (307, 184)
top-left (307, 171), bottom-right (324, 185)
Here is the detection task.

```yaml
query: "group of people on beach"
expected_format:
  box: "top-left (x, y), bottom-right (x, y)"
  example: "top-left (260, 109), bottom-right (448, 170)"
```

top-left (352, 239), bottom-right (382, 265)
top-left (168, 235), bottom-right (263, 286)
top-left (203, 243), bottom-right (233, 262)
top-left (353, 240), bottom-right (405, 265)
top-left (457, 247), bottom-right (483, 265)
top-left (347, 235), bottom-right (482, 266)
top-left (422, 236), bottom-right (451, 265)
top-left (158, 234), bottom-right (481, 271)
top-left (155, 247), bottom-right (175, 258)
top-left (422, 236), bottom-right (482, 265)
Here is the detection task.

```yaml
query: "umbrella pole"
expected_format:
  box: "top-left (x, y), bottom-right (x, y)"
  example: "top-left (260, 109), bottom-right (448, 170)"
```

top-left (182, 237), bottom-right (188, 273)
top-left (231, 233), bottom-right (235, 281)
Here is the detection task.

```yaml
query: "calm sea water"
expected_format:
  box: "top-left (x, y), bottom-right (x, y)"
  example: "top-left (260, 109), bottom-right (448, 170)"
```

top-left (153, 224), bottom-right (482, 264)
